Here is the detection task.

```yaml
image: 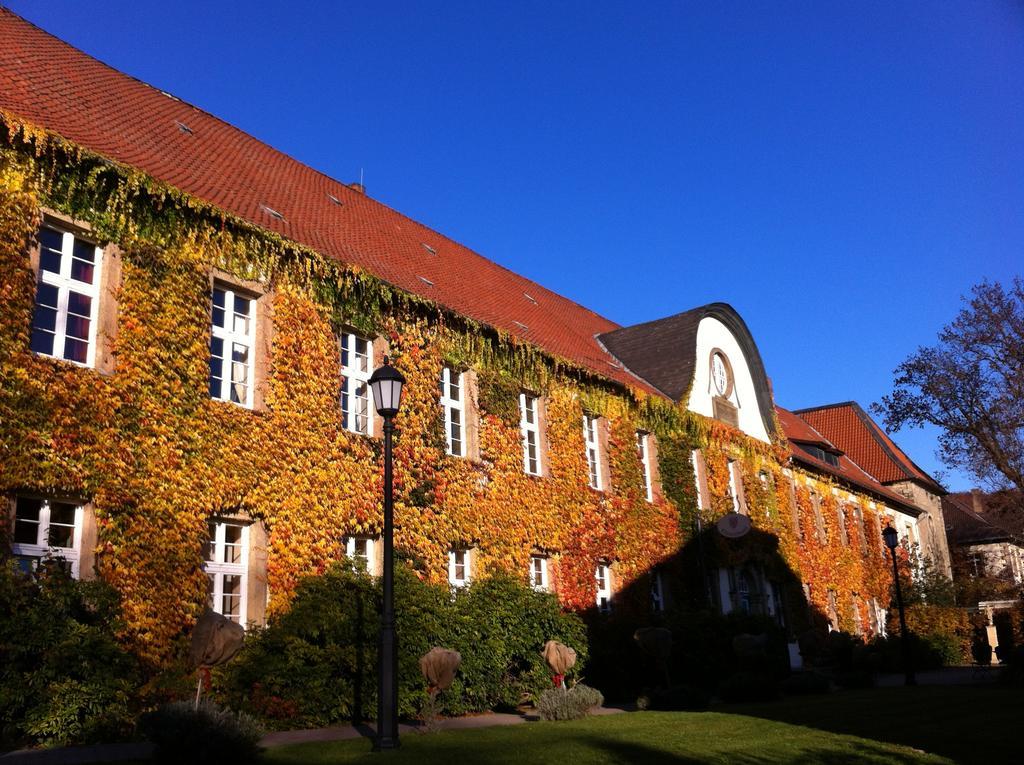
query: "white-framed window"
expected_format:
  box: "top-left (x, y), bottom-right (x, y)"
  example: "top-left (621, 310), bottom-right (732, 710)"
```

top-left (343, 536), bottom-right (376, 573)
top-left (519, 393), bottom-right (541, 476)
top-left (837, 505), bottom-right (850, 546)
top-left (30, 225), bottom-right (103, 367)
top-left (340, 332), bottom-right (373, 435)
top-left (727, 460), bottom-right (742, 514)
top-left (651, 570), bottom-right (664, 613)
top-left (440, 367), bottom-right (465, 457)
top-left (210, 285), bottom-right (256, 407)
top-left (637, 431), bottom-right (654, 502)
top-left (583, 414), bottom-right (602, 491)
top-left (11, 496), bottom-right (84, 578)
top-left (204, 520), bottom-right (249, 624)
top-left (758, 471), bottom-right (773, 518)
top-left (530, 555), bottom-right (549, 591)
top-left (812, 491), bottom-right (827, 542)
top-left (448, 548), bottom-right (470, 587)
top-left (691, 450), bottom-right (705, 510)
top-left (595, 562), bottom-right (612, 613)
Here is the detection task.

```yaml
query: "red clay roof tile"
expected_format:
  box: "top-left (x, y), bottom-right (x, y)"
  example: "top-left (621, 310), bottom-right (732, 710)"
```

top-left (776, 406), bottom-right (921, 514)
top-left (0, 9), bottom-right (663, 396)
top-left (795, 402), bottom-right (943, 493)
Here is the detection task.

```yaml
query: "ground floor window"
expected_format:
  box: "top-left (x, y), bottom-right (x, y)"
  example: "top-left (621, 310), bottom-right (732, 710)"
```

top-left (449, 548), bottom-right (471, 587)
top-left (717, 566), bottom-right (785, 627)
top-left (530, 554), bottom-right (549, 591)
top-left (651, 570), bottom-right (665, 613)
top-left (595, 563), bottom-right (612, 613)
top-left (204, 520), bottom-right (249, 624)
top-left (343, 536), bottom-right (377, 573)
top-left (10, 496), bottom-right (83, 577)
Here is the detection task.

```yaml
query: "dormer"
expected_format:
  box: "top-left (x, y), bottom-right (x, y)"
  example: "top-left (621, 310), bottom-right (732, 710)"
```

top-left (598, 303), bottom-right (775, 443)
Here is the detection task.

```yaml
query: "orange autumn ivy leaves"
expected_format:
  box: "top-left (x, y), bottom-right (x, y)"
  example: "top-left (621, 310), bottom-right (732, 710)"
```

top-left (697, 429), bottom-right (892, 636)
top-left (0, 174), bottom-right (686, 662)
top-left (1, 144), bottom-right (904, 667)
top-left (380, 318), bottom-right (682, 611)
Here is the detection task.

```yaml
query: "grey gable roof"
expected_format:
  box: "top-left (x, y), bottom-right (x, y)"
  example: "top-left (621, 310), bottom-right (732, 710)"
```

top-left (598, 303), bottom-right (777, 437)
top-left (942, 494), bottom-right (1017, 546)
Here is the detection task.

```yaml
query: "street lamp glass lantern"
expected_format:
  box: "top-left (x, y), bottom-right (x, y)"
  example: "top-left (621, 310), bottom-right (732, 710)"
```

top-left (369, 357), bottom-right (406, 418)
top-left (882, 524), bottom-right (899, 551)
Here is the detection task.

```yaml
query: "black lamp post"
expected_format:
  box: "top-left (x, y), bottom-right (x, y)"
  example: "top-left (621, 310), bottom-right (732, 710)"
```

top-left (882, 524), bottom-right (916, 686)
top-left (369, 356), bottom-right (406, 750)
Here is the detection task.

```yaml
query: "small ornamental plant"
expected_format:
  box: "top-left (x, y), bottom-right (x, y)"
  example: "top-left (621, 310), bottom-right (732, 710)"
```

top-left (140, 700), bottom-right (263, 765)
top-left (536, 683), bottom-right (604, 721)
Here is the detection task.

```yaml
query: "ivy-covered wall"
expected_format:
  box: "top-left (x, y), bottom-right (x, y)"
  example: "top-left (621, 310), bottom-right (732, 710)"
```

top-left (0, 112), bottom-right (903, 667)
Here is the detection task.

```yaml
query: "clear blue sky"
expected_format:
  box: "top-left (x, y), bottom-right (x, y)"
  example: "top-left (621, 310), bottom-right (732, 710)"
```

top-left (8, 1), bottom-right (1022, 491)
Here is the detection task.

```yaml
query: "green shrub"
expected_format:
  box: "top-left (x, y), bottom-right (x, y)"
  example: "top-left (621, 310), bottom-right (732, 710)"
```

top-left (717, 671), bottom-right (779, 703)
top-left (586, 609), bottom-right (788, 702)
top-left (536, 684), bottom-right (603, 721)
top-left (0, 562), bottom-right (139, 749)
top-left (140, 700), bottom-right (263, 764)
top-left (636, 684), bottom-right (710, 711)
top-left (890, 605), bottom-right (972, 663)
top-left (445, 574), bottom-right (588, 714)
top-left (780, 671), bottom-right (830, 696)
top-left (871, 631), bottom-right (955, 672)
top-left (999, 645), bottom-right (1024, 687)
top-left (215, 564), bottom-right (587, 727)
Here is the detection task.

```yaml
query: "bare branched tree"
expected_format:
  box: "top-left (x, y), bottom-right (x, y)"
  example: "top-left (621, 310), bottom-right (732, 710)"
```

top-left (873, 278), bottom-right (1024, 493)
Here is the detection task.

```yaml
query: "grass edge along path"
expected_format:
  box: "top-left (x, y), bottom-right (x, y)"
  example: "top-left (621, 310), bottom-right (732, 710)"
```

top-left (263, 711), bottom-right (951, 765)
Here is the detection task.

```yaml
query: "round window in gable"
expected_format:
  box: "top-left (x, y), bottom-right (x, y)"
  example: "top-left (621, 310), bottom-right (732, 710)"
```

top-left (710, 350), bottom-right (734, 398)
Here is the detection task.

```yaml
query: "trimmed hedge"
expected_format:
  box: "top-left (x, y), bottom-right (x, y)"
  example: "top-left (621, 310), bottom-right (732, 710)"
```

top-left (214, 564), bottom-right (587, 727)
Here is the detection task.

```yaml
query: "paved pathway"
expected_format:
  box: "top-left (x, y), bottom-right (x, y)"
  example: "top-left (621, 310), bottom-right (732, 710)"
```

top-left (874, 665), bottom-right (1001, 687)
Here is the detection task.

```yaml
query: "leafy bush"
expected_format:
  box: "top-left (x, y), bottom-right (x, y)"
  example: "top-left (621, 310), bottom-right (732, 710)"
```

top-left (889, 605), bottom-right (972, 664)
top-left (536, 684), bottom-right (603, 721)
top-left (636, 684), bottom-right (710, 711)
top-left (213, 564), bottom-right (378, 728)
top-left (215, 564), bottom-right (587, 727)
top-left (999, 645), bottom-right (1024, 687)
top-left (445, 574), bottom-right (587, 714)
top-left (0, 562), bottom-right (139, 749)
top-left (717, 671), bottom-right (779, 703)
top-left (140, 700), bottom-right (263, 764)
top-left (780, 671), bottom-right (830, 696)
top-left (871, 631), bottom-right (957, 672)
top-left (587, 608), bottom-right (789, 703)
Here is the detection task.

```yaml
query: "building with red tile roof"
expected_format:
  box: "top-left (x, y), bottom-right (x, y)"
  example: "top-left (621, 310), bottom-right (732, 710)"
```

top-left (0, 8), bottom-right (956, 652)
top-left (0, 7), bottom-right (661, 398)
top-left (775, 406), bottom-right (921, 516)
top-left (796, 402), bottom-right (943, 493)
top-left (795, 402), bottom-right (951, 575)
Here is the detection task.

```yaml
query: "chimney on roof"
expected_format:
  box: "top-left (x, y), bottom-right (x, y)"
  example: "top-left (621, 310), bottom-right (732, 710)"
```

top-left (972, 488), bottom-right (985, 514)
top-left (348, 182), bottom-right (365, 195)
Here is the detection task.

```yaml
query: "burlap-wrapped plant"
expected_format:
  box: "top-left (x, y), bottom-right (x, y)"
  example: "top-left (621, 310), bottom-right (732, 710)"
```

top-left (542, 640), bottom-right (576, 687)
top-left (419, 647), bottom-right (461, 731)
top-left (634, 627), bottom-right (673, 688)
top-left (190, 609), bottom-right (246, 669)
top-left (190, 609), bottom-right (245, 708)
top-left (420, 647), bottom-right (462, 699)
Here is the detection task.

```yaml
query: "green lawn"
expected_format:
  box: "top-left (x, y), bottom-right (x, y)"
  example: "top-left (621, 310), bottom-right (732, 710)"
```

top-left (263, 710), bottom-right (950, 765)
top-left (726, 685), bottom-right (1023, 765)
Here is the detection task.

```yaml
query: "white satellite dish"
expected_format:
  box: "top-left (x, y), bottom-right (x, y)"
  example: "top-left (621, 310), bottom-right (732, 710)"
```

top-left (717, 512), bottom-right (752, 539)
